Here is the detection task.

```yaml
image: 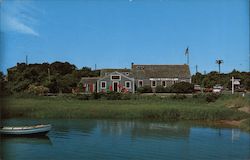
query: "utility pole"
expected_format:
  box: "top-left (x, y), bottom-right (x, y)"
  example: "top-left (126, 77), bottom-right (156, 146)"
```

top-left (195, 65), bottom-right (198, 74)
top-left (216, 59), bottom-right (223, 74)
top-left (26, 55), bottom-right (28, 65)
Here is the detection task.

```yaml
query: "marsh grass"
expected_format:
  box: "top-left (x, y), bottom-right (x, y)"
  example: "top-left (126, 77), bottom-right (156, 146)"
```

top-left (240, 118), bottom-right (250, 132)
top-left (2, 94), bottom-right (249, 122)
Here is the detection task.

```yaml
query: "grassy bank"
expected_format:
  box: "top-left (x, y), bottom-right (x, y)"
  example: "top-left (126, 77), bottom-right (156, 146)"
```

top-left (2, 94), bottom-right (249, 123)
top-left (240, 118), bottom-right (250, 132)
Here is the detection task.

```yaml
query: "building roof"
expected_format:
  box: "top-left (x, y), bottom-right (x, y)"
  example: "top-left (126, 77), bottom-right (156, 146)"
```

top-left (100, 68), bottom-right (131, 77)
top-left (98, 71), bottom-right (134, 81)
top-left (132, 64), bottom-right (191, 79)
top-left (80, 77), bottom-right (100, 83)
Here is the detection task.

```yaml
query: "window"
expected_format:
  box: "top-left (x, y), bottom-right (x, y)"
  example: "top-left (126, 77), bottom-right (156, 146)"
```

top-left (111, 75), bottom-right (121, 80)
top-left (151, 80), bottom-right (156, 87)
top-left (136, 66), bottom-right (144, 70)
top-left (138, 80), bottom-right (143, 87)
top-left (125, 72), bottom-right (129, 76)
top-left (125, 81), bottom-right (131, 89)
top-left (162, 81), bottom-right (166, 87)
top-left (101, 81), bottom-right (106, 89)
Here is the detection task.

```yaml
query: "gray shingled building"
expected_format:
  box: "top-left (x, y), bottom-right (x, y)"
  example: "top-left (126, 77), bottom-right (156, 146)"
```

top-left (79, 64), bottom-right (191, 93)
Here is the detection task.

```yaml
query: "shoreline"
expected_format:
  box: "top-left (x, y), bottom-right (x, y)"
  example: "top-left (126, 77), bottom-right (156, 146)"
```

top-left (1, 94), bottom-right (250, 131)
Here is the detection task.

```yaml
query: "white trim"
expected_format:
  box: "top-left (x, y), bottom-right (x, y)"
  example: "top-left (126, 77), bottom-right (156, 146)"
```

top-left (132, 78), bottom-right (135, 93)
top-left (138, 80), bottom-right (143, 87)
top-left (112, 81), bottom-right (120, 92)
top-left (97, 80), bottom-right (99, 93)
top-left (149, 78), bottom-right (179, 81)
top-left (151, 80), bottom-right (157, 87)
top-left (125, 81), bottom-right (131, 89)
top-left (100, 81), bottom-right (107, 89)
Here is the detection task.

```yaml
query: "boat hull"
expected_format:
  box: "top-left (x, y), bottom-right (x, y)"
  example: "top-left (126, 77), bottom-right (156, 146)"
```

top-left (0, 124), bottom-right (51, 136)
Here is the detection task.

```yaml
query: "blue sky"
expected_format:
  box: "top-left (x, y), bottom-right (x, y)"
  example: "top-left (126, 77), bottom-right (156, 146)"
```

top-left (0, 0), bottom-right (249, 74)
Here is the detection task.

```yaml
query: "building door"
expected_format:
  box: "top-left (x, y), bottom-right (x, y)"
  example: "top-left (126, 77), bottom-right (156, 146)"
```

top-left (113, 82), bottom-right (119, 92)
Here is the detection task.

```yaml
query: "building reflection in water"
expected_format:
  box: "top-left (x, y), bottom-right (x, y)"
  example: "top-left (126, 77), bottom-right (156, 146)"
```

top-left (97, 120), bottom-right (190, 140)
top-left (231, 129), bottom-right (240, 142)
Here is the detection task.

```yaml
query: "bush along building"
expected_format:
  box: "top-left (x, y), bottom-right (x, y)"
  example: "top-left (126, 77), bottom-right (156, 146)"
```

top-left (79, 63), bottom-right (191, 93)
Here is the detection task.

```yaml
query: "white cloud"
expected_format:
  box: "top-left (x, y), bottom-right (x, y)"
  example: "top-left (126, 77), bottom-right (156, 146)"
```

top-left (1, 0), bottom-right (40, 37)
top-left (6, 15), bottom-right (39, 36)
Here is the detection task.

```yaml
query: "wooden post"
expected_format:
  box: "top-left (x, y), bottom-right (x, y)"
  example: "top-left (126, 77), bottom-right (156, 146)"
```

top-left (232, 77), bottom-right (234, 94)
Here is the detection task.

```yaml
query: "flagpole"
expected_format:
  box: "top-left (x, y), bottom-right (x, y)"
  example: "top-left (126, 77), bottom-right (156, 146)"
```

top-left (185, 47), bottom-right (189, 65)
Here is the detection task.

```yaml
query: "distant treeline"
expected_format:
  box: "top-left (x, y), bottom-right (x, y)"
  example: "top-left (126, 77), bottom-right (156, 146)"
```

top-left (192, 70), bottom-right (250, 89)
top-left (0, 62), bottom-right (99, 94)
top-left (0, 61), bottom-right (250, 95)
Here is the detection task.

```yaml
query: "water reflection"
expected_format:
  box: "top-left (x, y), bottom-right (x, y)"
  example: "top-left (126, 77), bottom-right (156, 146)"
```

top-left (231, 129), bottom-right (241, 142)
top-left (97, 120), bottom-right (190, 140)
top-left (1, 135), bottom-right (52, 145)
top-left (1, 119), bottom-right (249, 160)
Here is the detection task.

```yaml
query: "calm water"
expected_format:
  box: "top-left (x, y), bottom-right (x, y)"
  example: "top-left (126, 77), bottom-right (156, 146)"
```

top-left (1, 119), bottom-right (250, 160)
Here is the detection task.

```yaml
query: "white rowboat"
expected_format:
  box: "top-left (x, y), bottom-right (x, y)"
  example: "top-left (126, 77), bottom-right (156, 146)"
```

top-left (0, 124), bottom-right (51, 136)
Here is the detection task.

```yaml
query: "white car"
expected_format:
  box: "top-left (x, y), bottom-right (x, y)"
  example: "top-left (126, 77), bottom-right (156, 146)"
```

top-left (212, 86), bottom-right (222, 93)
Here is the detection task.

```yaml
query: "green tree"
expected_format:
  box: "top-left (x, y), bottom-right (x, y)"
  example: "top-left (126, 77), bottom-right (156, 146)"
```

top-left (191, 72), bottom-right (204, 85)
top-left (0, 72), bottom-right (6, 95)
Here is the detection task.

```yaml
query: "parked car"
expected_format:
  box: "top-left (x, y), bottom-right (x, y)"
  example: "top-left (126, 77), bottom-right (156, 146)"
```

top-left (194, 85), bottom-right (201, 92)
top-left (212, 85), bottom-right (223, 93)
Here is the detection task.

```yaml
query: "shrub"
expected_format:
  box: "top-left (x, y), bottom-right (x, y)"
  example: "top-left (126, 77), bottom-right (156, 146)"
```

top-left (155, 85), bottom-right (165, 93)
top-left (90, 92), bottom-right (102, 100)
top-left (171, 82), bottom-right (194, 93)
top-left (205, 93), bottom-right (220, 103)
top-left (121, 93), bottom-right (133, 100)
top-left (244, 78), bottom-right (250, 91)
top-left (106, 92), bottom-right (122, 100)
top-left (137, 85), bottom-right (152, 93)
top-left (155, 86), bottom-right (172, 93)
top-left (27, 84), bottom-right (49, 95)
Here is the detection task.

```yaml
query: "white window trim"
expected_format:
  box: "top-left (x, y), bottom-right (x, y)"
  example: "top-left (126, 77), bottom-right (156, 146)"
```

top-left (149, 78), bottom-right (179, 81)
top-left (151, 80), bottom-right (157, 87)
top-left (101, 81), bottom-right (107, 89)
top-left (138, 80), bottom-right (143, 87)
top-left (125, 81), bottom-right (131, 89)
top-left (110, 75), bottom-right (121, 81)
